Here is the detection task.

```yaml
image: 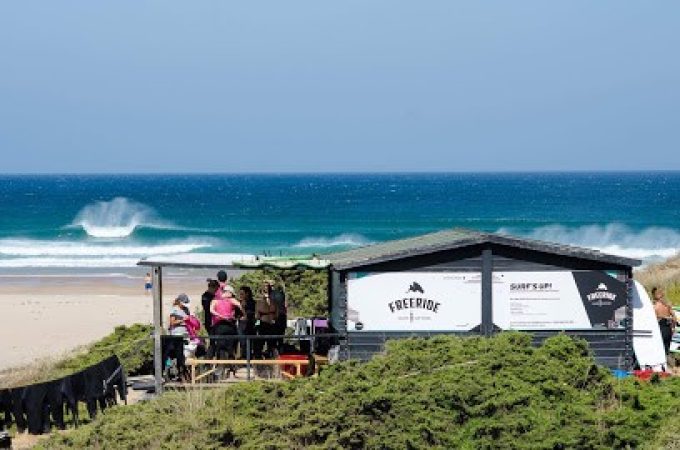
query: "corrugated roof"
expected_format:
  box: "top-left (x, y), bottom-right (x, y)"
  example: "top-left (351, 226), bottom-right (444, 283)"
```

top-left (324, 228), bottom-right (641, 270)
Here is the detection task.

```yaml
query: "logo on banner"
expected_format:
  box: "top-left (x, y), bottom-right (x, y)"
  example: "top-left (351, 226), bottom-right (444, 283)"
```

top-left (388, 281), bottom-right (441, 323)
top-left (586, 283), bottom-right (617, 306)
top-left (407, 282), bottom-right (425, 294)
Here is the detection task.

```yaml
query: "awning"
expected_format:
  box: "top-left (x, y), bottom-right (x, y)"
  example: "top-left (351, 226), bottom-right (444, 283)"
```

top-left (137, 253), bottom-right (330, 270)
top-left (233, 256), bottom-right (331, 270)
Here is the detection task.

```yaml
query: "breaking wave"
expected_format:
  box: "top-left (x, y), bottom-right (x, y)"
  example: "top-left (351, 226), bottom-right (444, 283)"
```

top-left (69, 197), bottom-right (174, 238)
top-left (294, 234), bottom-right (371, 248)
top-left (498, 224), bottom-right (680, 261)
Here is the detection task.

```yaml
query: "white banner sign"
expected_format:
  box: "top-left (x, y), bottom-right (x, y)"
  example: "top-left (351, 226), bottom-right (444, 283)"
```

top-left (492, 271), bottom-right (626, 330)
top-left (346, 272), bottom-right (481, 331)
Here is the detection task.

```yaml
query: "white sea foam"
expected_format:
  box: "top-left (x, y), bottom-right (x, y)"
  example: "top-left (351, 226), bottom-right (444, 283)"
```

top-left (497, 224), bottom-right (680, 261)
top-left (0, 239), bottom-right (211, 257)
top-left (69, 197), bottom-right (173, 238)
top-left (294, 233), bottom-right (371, 248)
top-left (0, 257), bottom-right (141, 268)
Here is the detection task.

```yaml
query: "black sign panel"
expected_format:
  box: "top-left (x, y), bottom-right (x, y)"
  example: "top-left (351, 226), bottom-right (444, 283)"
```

top-left (572, 271), bottom-right (626, 328)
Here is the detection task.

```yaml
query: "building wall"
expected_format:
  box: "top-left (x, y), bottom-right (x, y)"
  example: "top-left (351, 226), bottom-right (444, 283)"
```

top-left (331, 243), bottom-right (633, 369)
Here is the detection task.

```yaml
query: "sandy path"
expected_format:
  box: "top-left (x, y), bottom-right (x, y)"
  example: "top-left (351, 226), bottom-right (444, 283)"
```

top-left (0, 294), bottom-right (153, 370)
top-left (0, 273), bottom-right (210, 370)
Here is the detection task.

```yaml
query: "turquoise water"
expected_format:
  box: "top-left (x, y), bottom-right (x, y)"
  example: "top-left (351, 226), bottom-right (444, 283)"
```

top-left (1, 173), bottom-right (679, 268)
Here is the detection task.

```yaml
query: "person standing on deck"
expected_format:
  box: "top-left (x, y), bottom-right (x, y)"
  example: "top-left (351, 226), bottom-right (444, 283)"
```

top-left (237, 286), bottom-right (256, 359)
top-left (255, 282), bottom-right (278, 358)
top-left (202, 279), bottom-right (219, 349)
top-left (271, 282), bottom-right (287, 352)
top-left (216, 270), bottom-right (228, 296)
top-left (210, 284), bottom-right (242, 377)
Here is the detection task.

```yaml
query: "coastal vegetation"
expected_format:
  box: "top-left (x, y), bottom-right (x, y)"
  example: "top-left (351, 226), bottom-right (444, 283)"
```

top-left (39, 333), bottom-right (680, 449)
top-left (47, 323), bottom-right (154, 378)
top-left (6, 266), bottom-right (680, 448)
top-left (636, 254), bottom-right (680, 305)
top-left (232, 269), bottom-right (329, 317)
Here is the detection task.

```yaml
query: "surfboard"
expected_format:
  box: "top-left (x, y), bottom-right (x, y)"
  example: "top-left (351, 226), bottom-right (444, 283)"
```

top-left (632, 280), bottom-right (667, 371)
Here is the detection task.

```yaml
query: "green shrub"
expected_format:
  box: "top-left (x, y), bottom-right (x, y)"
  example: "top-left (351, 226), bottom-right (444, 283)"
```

top-left (50, 323), bottom-right (153, 378)
top-left (38, 333), bottom-right (680, 449)
top-left (232, 269), bottom-right (328, 317)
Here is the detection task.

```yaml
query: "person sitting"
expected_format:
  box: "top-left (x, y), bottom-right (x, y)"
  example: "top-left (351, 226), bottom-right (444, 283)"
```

top-left (210, 285), bottom-right (242, 377)
top-left (255, 282), bottom-right (278, 359)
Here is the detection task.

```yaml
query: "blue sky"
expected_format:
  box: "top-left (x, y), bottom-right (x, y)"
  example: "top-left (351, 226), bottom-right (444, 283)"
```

top-left (1, 2), bottom-right (679, 173)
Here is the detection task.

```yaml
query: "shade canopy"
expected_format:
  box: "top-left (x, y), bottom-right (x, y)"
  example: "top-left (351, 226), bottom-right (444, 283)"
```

top-left (138, 253), bottom-right (329, 270)
top-left (233, 256), bottom-right (330, 270)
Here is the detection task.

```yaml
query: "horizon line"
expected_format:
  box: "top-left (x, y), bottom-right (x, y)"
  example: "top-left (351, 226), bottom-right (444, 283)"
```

top-left (2, 169), bottom-right (680, 176)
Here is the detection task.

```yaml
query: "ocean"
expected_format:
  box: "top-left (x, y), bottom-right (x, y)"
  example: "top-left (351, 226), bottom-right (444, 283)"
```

top-left (1, 172), bottom-right (679, 269)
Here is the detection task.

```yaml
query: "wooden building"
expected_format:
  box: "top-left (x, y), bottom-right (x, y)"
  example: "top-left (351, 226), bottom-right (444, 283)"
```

top-left (140, 228), bottom-right (642, 392)
top-left (323, 229), bottom-right (641, 369)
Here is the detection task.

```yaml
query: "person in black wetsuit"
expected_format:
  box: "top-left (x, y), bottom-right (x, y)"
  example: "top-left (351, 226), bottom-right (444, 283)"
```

top-left (202, 279), bottom-right (219, 356)
top-left (237, 286), bottom-right (256, 358)
top-left (653, 287), bottom-right (677, 355)
top-left (271, 284), bottom-right (287, 353)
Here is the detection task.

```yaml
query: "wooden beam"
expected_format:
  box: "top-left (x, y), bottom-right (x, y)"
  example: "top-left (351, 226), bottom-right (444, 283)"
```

top-left (186, 359), bottom-right (310, 366)
top-left (481, 247), bottom-right (493, 336)
top-left (152, 266), bottom-right (163, 395)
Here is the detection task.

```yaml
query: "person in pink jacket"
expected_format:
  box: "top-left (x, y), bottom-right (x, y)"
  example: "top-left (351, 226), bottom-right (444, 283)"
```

top-left (210, 284), bottom-right (242, 377)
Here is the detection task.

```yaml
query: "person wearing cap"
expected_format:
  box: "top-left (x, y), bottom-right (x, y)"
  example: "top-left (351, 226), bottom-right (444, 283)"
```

top-left (210, 284), bottom-right (243, 376)
top-left (169, 294), bottom-right (191, 336)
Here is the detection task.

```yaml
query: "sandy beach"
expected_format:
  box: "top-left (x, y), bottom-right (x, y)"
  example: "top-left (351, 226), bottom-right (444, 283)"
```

top-left (0, 269), bottom-right (222, 371)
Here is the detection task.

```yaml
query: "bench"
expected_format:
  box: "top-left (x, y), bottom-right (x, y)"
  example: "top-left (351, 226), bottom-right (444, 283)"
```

top-left (185, 356), bottom-right (329, 384)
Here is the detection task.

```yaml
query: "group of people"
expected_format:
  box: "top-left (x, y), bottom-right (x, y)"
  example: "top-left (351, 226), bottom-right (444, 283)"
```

top-left (167, 270), bottom-right (287, 375)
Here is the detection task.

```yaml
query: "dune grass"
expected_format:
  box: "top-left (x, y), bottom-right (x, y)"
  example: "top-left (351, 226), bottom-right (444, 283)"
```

top-left (636, 254), bottom-right (680, 305)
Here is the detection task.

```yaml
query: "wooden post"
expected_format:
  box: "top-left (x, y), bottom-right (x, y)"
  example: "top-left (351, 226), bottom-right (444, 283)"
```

top-left (481, 247), bottom-right (493, 337)
top-left (246, 338), bottom-right (251, 381)
top-left (152, 266), bottom-right (164, 395)
top-left (625, 268), bottom-right (634, 371)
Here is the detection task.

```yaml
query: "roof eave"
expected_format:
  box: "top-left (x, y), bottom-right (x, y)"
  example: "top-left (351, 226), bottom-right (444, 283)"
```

top-left (329, 236), bottom-right (488, 271)
top-left (487, 235), bottom-right (642, 268)
top-left (329, 234), bottom-right (642, 271)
